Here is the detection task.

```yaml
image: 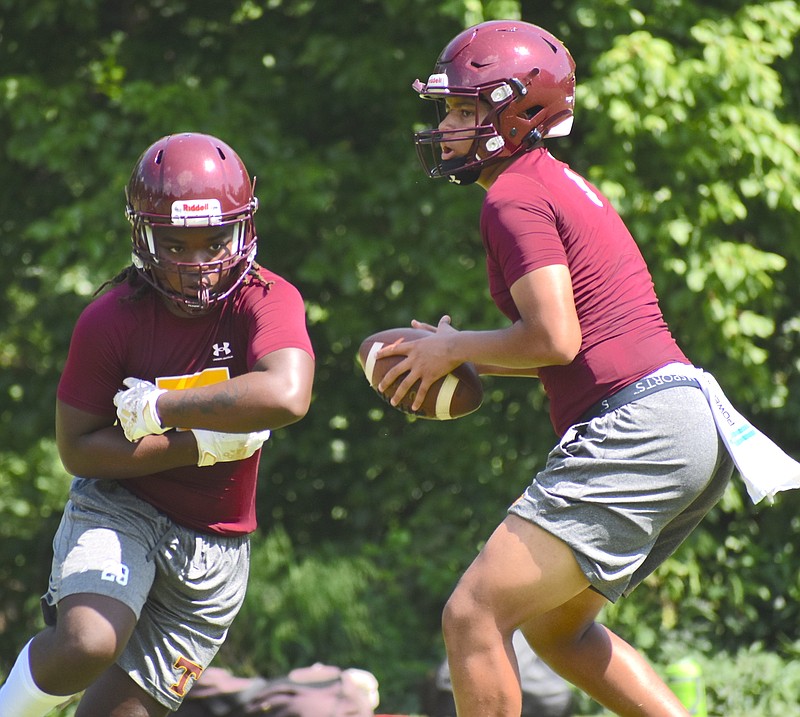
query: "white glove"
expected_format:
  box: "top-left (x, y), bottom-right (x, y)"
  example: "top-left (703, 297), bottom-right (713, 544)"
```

top-left (113, 377), bottom-right (170, 442)
top-left (191, 428), bottom-right (271, 467)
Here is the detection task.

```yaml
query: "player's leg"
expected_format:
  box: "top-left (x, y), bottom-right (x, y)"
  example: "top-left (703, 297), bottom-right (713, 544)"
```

top-left (442, 388), bottom-right (730, 717)
top-left (522, 590), bottom-right (689, 716)
top-left (513, 389), bottom-right (730, 715)
top-left (1, 478), bottom-right (163, 715)
top-left (76, 664), bottom-right (169, 717)
top-left (31, 593), bottom-right (138, 694)
top-left (442, 514), bottom-right (589, 717)
top-left (0, 593), bottom-right (137, 717)
top-left (0, 640), bottom-right (70, 717)
top-left (443, 516), bottom-right (690, 717)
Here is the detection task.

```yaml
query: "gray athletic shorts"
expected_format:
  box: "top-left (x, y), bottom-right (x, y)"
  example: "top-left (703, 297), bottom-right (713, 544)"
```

top-left (42, 478), bottom-right (250, 711)
top-left (509, 385), bottom-right (734, 602)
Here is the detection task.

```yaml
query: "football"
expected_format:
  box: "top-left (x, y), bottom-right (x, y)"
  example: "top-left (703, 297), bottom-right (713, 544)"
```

top-left (357, 327), bottom-right (483, 420)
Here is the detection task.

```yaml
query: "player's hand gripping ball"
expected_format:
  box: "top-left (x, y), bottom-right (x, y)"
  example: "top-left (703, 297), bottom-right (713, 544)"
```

top-left (358, 328), bottom-right (483, 420)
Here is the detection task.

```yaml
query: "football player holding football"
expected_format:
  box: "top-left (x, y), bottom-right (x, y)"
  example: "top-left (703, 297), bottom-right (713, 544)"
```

top-left (379, 20), bottom-right (733, 717)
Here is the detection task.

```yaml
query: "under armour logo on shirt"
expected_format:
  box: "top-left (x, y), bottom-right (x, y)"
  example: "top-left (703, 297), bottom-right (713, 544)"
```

top-left (212, 342), bottom-right (232, 359)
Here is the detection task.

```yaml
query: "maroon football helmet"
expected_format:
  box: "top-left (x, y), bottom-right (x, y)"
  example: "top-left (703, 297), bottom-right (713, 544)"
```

top-left (412, 20), bottom-right (576, 184)
top-left (125, 132), bottom-right (258, 313)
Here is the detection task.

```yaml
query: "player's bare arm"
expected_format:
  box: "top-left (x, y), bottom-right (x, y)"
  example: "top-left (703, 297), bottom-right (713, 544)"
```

top-left (56, 400), bottom-right (200, 479)
top-left (406, 318), bottom-right (539, 378)
top-left (450, 265), bottom-right (580, 374)
top-left (156, 347), bottom-right (314, 432)
top-left (58, 348), bottom-right (313, 480)
top-left (378, 264), bottom-right (580, 409)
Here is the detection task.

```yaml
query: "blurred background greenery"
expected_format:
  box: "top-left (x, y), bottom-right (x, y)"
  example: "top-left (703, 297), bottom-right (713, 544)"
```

top-left (1, 0), bottom-right (800, 714)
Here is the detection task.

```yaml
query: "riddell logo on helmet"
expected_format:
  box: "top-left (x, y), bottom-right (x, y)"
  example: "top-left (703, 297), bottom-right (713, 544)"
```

top-left (426, 73), bottom-right (450, 89)
top-left (171, 198), bottom-right (223, 226)
top-left (183, 202), bottom-right (210, 212)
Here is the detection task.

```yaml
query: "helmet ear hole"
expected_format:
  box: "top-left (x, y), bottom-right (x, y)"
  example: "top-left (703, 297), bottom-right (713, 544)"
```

top-left (525, 105), bottom-right (545, 119)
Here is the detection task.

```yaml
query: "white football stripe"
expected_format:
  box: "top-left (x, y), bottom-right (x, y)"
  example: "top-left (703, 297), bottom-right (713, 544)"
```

top-left (435, 374), bottom-right (459, 420)
top-left (364, 342), bottom-right (384, 385)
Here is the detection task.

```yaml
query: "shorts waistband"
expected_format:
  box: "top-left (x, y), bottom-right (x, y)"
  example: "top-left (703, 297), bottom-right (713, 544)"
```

top-left (580, 373), bottom-right (701, 423)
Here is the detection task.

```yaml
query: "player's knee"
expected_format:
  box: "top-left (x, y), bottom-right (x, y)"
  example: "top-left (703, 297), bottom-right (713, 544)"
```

top-left (442, 587), bottom-right (482, 641)
top-left (57, 623), bottom-right (126, 671)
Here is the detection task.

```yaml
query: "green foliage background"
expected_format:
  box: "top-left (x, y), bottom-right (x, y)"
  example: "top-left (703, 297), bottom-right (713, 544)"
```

top-left (1, 0), bottom-right (800, 714)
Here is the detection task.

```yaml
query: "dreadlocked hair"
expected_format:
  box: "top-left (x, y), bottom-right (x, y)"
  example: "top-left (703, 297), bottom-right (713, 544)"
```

top-left (93, 261), bottom-right (270, 302)
top-left (242, 262), bottom-right (272, 289)
top-left (94, 265), bottom-right (150, 302)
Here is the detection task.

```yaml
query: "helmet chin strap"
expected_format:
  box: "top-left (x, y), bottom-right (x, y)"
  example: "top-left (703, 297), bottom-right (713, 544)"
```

top-left (439, 156), bottom-right (482, 185)
top-left (442, 126), bottom-right (545, 185)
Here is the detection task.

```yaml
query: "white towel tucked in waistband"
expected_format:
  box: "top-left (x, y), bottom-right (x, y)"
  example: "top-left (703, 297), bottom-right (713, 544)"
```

top-left (696, 370), bottom-right (800, 503)
top-left (657, 363), bottom-right (800, 504)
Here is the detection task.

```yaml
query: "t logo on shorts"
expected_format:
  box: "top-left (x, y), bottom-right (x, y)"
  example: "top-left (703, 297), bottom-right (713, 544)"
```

top-left (171, 655), bottom-right (203, 697)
